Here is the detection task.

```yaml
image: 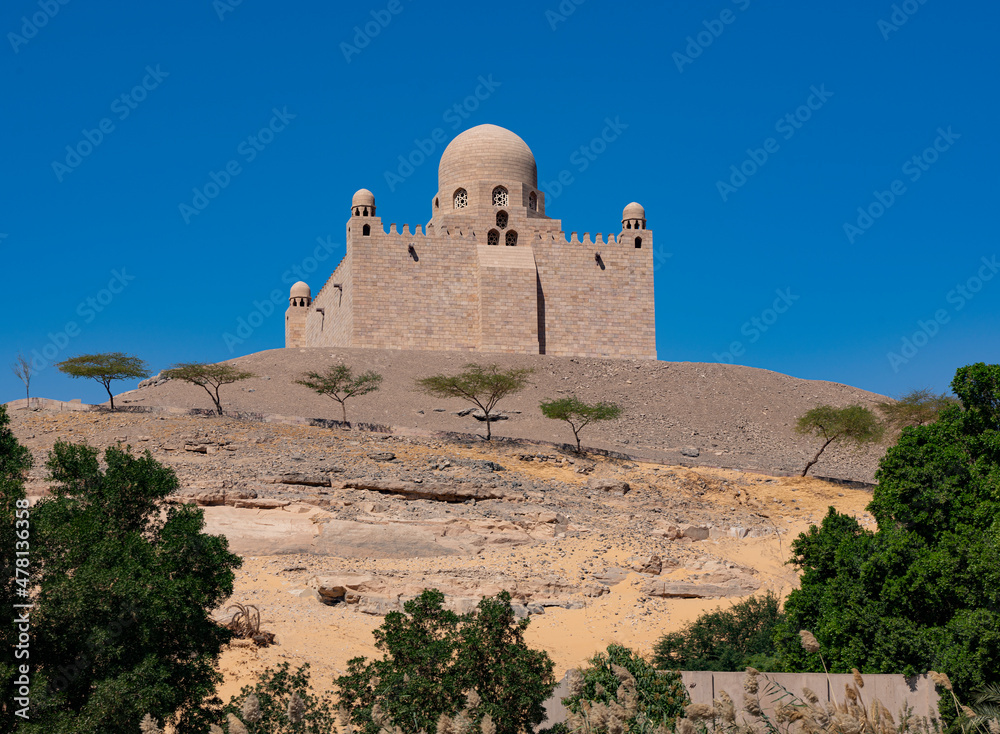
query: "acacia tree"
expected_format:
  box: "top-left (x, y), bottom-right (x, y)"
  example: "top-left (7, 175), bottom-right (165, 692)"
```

top-left (877, 388), bottom-right (959, 431)
top-left (10, 352), bottom-right (32, 406)
top-left (162, 362), bottom-right (256, 416)
top-left (539, 396), bottom-right (621, 453)
top-left (794, 404), bottom-right (884, 476)
top-left (295, 365), bottom-right (382, 423)
top-left (56, 352), bottom-right (150, 410)
top-left (416, 364), bottom-right (532, 440)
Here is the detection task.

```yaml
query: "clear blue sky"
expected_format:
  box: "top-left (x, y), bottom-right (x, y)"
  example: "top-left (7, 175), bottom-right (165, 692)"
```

top-left (1, 0), bottom-right (997, 405)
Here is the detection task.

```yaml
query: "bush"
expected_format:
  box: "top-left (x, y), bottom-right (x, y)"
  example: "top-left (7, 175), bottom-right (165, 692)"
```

top-left (336, 589), bottom-right (555, 734)
top-left (652, 592), bottom-right (784, 671)
top-left (562, 644), bottom-right (689, 734)
top-left (221, 663), bottom-right (338, 734)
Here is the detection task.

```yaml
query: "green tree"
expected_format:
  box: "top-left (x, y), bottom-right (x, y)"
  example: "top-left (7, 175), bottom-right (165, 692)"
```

top-left (539, 396), bottom-right (621, 453)
top-left (794, 404), bottom-right (885, 476)
top-left (776, 363), bottom-right (1000, 700)
top-left (162, 362), bottom-right (256, 416)
top-left (0, 405), bottom-right (33, 731)
top-left (877, 388), bottom-right (959, 431)
top-left (336, 589), bottom-right (555, 734)
top-left (18, 441), bottom-right (242, 734)
top-left (295, 365), bottom-right (382, 423)
top-left (416, 364), bottom-right (532, 440)
top-left (562, 644), bottom-right (689, 734)
top-left (56, 352), bottom-right (150, 410)
top-left (652, 592), bottom-right (784, 671)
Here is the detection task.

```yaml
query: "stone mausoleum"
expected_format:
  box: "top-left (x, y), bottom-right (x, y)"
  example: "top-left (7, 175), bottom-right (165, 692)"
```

top-left (285, 124), bottom-right (656, 359)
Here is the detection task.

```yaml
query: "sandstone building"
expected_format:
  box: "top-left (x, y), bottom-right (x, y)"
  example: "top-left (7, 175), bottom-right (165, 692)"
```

top-left (285, 124), bottom-right (656, 359)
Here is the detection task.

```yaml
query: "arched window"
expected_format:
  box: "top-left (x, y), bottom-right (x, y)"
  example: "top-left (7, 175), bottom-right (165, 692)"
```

top-left (454, 188), bottom-right (468, 209)
top-left (434, 197), bottom-right (439, 209)
top-left (487, 229), bottom-right (500, 246)
top-left (528, 191), bottom-right (537, 211)
top-left (634, 237), bottom-right (642, 248)
top-left (363, 224), bottom-right (371, 236)
top-left (505, 230), bottom-right (518, 247)
top-left (496, 211), bottom-right (508, 229)
top-left (492, 186), bottom-right (508, 207)
top-left (363, 207), bottom-right (368, 216)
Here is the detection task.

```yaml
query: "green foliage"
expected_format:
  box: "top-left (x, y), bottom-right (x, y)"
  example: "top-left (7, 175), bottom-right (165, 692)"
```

top-left (295, 364), bottom-right (382, 423)
top-left (335, 589), bottom-right (555, 734)
top-left (56, 352), bottom-right (150, 410)
top-left (562, 644), bottom-right (689, 734)
top-left (15, 441), bottom-right (242, 734)
top-left (877, 388), bottom-right (960, 431)
top-left (162, 362), bottom-right (256, 415)
top-left (539, 396), bottom-right (621, 452)
top-left (416, 364), bottom-right (533, 440)
top-left (777, 364), bottom-right (1000, 702)
top-left (794, 404), bottom-right (885, 476)
top-left (223, 663), bottom-right (338, 734)
top-left (0, 405), bottom-right (33, 730)
top-left (652, 592), bottom-right (785, 671)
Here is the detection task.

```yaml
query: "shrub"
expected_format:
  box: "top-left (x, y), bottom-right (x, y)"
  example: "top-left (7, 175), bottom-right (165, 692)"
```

top-left (652, 592), bottom-right (784, 671)
top-left (563, 644), bottom-right (689, 734)
top-left (221, 663), bottom-right (338, 734)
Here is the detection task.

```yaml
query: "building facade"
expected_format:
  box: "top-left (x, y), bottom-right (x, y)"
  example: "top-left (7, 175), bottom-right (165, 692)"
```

top-left (285, 124), bottom-right (656, 359)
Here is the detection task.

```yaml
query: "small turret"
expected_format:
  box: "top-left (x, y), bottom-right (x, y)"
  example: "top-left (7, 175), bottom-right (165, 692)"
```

top-left (622, 202), bottom-right (646, 231)
top-left (351, 188), bottom-right (376, 218)
top-left (285, 281), bottom-right (311, 347)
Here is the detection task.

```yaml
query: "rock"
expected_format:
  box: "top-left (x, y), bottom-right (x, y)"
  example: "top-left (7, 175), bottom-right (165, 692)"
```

top-left (644, 581), bottom-right (746, 599)
top-left (368, 452), bottom-right (396, 462)
top-left (592, 567), bottom-right (630, 585)
top-left (586, 478), bottom-right (630, 496)
top-left (184, 444), bottom-right (208, 453)
top-left (261, 473), bottom-right (332, 487)
top-left (455, 408), bottom-right (475, 417)
top-left (627, 554), bottom-right (662, 575)
top-left (314, 574), bottom-right (377, 604)
top-left (343, 480), bottom-right (509, 503)
top-left (680, 447), bottom-right (700, 458)
top-left (678, 523), bottom-right (710, 541)
top-left (527, 603), bottom-right (545, 615)
top-left (172, 488), bottom-right (257, 506)
top-left (231, 498), bottom-right (290, 509)
top-left (471, 411), bottom-right (508, 422)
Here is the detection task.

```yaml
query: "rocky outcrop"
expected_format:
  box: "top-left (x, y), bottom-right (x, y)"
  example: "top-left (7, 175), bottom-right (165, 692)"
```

top-left (342, 480), bottom-right (511, 503)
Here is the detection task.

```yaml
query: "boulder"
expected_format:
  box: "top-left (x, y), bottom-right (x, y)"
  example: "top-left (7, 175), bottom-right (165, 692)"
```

top-left (680, 447), bottom-right (700, 458)
top-left (314, 574), bottom-right (377, 604)
top-left (627, 554), bottom-right (662, 575)
top-left (368, 452), bottom-right (396, 462)
top-left (343, 480), bottom-right (509, 503)
top-left (231, 498), bottom-right (290, 509)
top-left (261, 473), bottom-right (333, 487)
top-left (586, 478), bottom-right (630, 496)
top-left (678, 523), bottom-right (710, 541)
top-left (644, 581), bottom-right (746, 599)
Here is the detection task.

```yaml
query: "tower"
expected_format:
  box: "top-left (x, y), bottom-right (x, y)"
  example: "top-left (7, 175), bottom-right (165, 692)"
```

top-left (285, 281), bottom-right (311, 347)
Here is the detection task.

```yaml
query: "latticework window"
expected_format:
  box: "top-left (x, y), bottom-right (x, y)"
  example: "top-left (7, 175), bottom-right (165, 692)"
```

top-left (528, 192), bottom-right (537, 211)
top-left (488, 229), bottom-right (500, 246)
top-left (496, 211), bottom-right (508, 229)
top-left (454, 188), bottom-right (468, 208)
top-left (492, 186), bottom-right (508, 207)
top-left (505, 230), bottom-right (518, 247)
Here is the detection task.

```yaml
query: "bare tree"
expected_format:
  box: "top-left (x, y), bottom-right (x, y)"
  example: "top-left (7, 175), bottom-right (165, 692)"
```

top-left (11, 352), bottom-right (32, 408)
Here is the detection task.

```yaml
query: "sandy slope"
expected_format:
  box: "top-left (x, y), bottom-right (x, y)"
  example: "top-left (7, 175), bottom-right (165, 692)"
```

top-left (120, 347), bottom-right (889, 482)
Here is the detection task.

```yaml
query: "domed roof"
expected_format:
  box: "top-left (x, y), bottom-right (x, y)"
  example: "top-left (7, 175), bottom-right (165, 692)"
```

top-left (623, 202), bottom-right (645, 220)
top-left (290, 281), bottom-right (311, 299)
top-left (439, 125), bottom-right (537, 192)
top-left (352, 188), bottom-right (375, 208)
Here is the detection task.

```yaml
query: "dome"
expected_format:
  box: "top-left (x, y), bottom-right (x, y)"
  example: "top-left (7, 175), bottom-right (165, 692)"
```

top-left (352, 188), bottom-right (375, 208)
top-left (290, 281), bottom-right (311, 299)
top-left (439, 125), bottom-right (537, 193)
top-left (622, 202), bottom-right (645, 220)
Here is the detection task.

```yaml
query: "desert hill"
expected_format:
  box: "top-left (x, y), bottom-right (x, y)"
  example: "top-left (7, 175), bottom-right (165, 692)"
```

top-left (121, 348), bottom-right (888, 482)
